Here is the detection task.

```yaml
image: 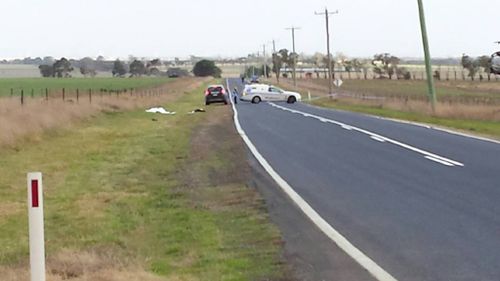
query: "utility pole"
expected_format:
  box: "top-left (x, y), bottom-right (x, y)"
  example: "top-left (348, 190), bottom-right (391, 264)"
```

top-left (286, 26), bottom-right (301, 87)
top-left (272, 40), bottom-right (276, 53)
top-left (315, 8), bottom-right (338, 97)
top-left (417, 0), bottom-right (437, 112)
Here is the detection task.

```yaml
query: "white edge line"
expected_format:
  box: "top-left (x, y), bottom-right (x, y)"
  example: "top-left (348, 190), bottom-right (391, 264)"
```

top-left (270, 102), bottom-right (464, 167)
top-left (425, 156), bottom-right (455, 167)
top-left (226, 79), bottom-right (398, 281)
top-left (302, 102), bottom-right (500, 145)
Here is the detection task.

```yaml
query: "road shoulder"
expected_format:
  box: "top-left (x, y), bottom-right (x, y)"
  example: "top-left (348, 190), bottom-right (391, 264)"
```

top-left (247, 153), bottom-right (376, 281)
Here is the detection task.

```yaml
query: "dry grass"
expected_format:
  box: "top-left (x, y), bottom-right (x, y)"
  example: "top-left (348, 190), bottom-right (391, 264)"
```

top-left (0, 249), bottom-right (172, 281)
top-left (332, 97), bottom-right (500, 121)
top-left (0, 78), bottom-right (208, 147)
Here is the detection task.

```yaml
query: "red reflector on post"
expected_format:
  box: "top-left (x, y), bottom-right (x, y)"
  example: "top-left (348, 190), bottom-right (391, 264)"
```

top-left (31, 180), bottom-right (39, 208)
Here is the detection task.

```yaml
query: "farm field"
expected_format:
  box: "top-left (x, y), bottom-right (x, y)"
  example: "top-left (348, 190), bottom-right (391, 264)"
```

top-left (0, 79), bottom-right (288, 280)
top-left (279, 78), bottom-right (500, 100)
top-left (273, 78), bottom-right (500, 138)
top-left (0, 77), bottom-right (172, 97)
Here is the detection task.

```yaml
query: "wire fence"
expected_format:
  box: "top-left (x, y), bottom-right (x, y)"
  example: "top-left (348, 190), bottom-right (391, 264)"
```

top-left (5, 86), bottom-right (168, 106)
top-left (287, 68), bottom-right (500, 82)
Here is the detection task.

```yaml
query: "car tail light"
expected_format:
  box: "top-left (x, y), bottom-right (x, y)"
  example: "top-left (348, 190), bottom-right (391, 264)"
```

top-left (221, 88), bottom-right (226, 94)
top-left (204, 90), bottom-right (209, 96)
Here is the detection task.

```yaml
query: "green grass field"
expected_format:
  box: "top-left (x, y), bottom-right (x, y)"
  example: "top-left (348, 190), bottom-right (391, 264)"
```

top-left (0, 81), bottom-right (286, 280)
top-left (0, 77), bottom-right (171, 97)
top-left (301, 79), bottom-right (500, 100)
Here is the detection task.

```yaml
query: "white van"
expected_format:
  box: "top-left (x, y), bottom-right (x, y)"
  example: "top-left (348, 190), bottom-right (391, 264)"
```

top-left (241, 84), bottom-right (302, 104)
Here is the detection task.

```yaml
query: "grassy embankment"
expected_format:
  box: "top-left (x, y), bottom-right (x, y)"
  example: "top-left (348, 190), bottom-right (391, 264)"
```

top-left (275, 78), bottom-right (500, 138)
top-left (0, 79), bottom-right (287, 280)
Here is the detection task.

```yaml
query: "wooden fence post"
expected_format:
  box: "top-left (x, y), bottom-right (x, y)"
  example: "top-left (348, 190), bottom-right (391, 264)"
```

top-left (45, 89), bottom-right (48, 101)
top-left (89, 89), bottom-right (92, 104)
top-left (21, 90), bottom-right (24, 105)
top-left (62, 88), bottom-right (65, 101)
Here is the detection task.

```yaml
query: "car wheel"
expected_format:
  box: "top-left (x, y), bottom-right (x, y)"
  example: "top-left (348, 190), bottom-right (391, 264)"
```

top-left (252, 96), bottom-right (261, 104)
top-left (287, 96), bottom-right (297, 104)
top-left (205, 101), bottom-right (210, 105)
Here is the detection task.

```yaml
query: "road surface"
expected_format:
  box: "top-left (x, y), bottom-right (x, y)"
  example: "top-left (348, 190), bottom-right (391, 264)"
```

top-left (227, 78), bottom-right (500, 281)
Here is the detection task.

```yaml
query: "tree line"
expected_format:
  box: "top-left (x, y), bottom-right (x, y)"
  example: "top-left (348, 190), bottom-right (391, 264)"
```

top-left (36, 57), bottom-right (221, 78)
top-left (270, 51), bottom-right (498, 81)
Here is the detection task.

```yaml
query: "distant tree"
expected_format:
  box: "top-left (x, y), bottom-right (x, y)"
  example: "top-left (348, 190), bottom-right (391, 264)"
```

top-left (288, 52), bottom-right (299, 69)
top-left (129, 60), bottom-right (146, 77)
top-left (397, 67), bottom-right (412, 80)
top-left (38, 65), bottom-right (54, 77)
top-left (42, 56), bottom-right (55, 65)
top-left (79, 57), bottom-right (97, 77)
top-left (322, 54), bottom-right (335, 79)
top-left (372, 53), bottom-right (401, 79)
top-left (112, 59), bottom-right (127, 77)
top-left (148, 58), bottom-right (161, 67)
top-left (461, 54), bottom-right (480, 80)
top-left (342, 58), bottom-right (363, 73)
top-left (261, 64), bottom-right (272, 78)
top-left (192, 60), bottom-right (222, 78)
top-left (477, 55), bottom-right (492, 80)
top-left (274, 49), bottom-right (299, 79)
top-left (272, 52), bottom-right (284, 83)
top-left (80, 67), bottom-right (97, 77)
top-left (245, 66), bottom-right (263, 77)
top-left (147, 59), bottom-right (162, 76)
top-left (53, 57), bottom-right (73, 78)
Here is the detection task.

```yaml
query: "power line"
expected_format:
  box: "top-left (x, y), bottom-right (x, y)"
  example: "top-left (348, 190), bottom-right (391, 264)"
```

top-left (315, 8), bottom-right (338, 97)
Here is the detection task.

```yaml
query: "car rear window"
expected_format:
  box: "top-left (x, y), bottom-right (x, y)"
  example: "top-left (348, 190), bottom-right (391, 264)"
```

top-left (208, 86), bottom-right (223, 93)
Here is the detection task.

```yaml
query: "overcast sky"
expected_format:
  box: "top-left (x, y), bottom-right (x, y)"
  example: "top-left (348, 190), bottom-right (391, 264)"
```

top-left (1, 0), bottom-right (498, 60)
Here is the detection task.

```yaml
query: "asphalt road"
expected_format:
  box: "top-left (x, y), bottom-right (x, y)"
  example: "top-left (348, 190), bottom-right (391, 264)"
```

top-left (227, 78), bottom-right (500, 281)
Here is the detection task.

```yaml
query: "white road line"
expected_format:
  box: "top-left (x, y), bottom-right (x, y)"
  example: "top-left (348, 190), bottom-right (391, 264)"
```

top-left (371, 136), bottom-right (387, 143)
top-left (226, 79), bottom-right (398, 281)
top-left (269, 102), bottom-right (464, 167)
top-left (425, 156), bottom-right (455, 167)
top-left (303, 102), bottom-right (500, 145)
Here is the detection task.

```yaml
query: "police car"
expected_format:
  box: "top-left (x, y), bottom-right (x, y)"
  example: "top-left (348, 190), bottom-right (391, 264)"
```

top-left (241, 84), bottom-right (302, 104)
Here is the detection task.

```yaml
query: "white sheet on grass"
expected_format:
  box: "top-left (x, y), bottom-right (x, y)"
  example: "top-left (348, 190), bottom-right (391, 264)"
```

top-left (145, 107), bottom-right (176, 115)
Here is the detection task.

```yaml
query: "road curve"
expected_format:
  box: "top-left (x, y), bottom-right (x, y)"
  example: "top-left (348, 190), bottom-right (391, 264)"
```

top-left (227, 78), bottom-right (500, 281)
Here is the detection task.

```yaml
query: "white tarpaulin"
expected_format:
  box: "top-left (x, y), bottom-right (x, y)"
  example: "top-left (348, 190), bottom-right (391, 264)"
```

top-left (145, 107), bottom-right (176, 115)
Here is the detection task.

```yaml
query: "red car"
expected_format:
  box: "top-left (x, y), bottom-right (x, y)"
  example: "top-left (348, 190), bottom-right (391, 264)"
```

top-left (204, 85), bottom-right (228, 105)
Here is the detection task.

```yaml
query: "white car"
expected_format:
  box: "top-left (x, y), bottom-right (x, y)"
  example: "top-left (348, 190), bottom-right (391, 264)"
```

top-left (241, 84), bottom-right (302, 104)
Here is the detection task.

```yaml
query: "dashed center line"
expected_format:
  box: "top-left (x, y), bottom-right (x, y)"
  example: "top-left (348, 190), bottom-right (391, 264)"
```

top-left (269, 102), bottom-right (464, 168)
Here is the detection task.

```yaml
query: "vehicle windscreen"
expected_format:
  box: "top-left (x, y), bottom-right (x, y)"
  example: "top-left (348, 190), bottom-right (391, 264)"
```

top-left (208, 87), bottom-right (223, 94)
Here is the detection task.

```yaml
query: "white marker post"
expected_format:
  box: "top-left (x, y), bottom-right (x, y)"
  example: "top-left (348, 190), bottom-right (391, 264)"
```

top-left (27, 172), bottom-right (46, 281)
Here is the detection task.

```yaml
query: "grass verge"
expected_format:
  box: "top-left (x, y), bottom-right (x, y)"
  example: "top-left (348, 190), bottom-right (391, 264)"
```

top-left (0, 80), bottom-right (287, 280)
